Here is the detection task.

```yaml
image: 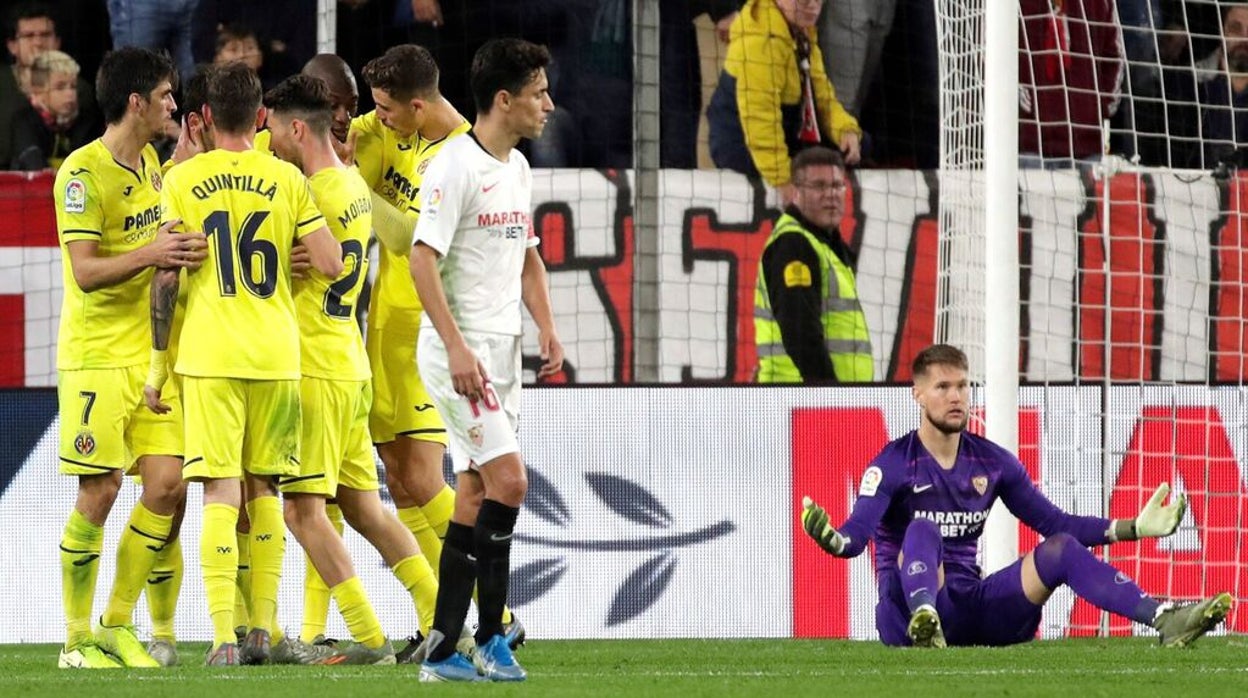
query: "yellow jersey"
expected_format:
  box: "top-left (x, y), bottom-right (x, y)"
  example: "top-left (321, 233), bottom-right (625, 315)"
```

top-left (55, 139), bottom-right (165, 370)
top-left (295, 166), bottom-right (372, 381)
top-left (162, 148), bottom-right (326, 380)
top-left (254, 128), bottom-right (274, 155)
top-left (350, 111), bottom-right (470, 328)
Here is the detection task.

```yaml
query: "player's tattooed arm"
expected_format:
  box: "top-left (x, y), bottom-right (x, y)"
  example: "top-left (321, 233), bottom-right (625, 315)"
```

top-left (144, 267), bottom-right (180, 414)
top-left (150, 268), bottom-right (180, 351)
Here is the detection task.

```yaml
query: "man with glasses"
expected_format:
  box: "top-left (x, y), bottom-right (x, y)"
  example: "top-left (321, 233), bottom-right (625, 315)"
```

top-left (753, 146), bottom-right (871, 383)
top-left (2, 2), bottom-right (98, 167)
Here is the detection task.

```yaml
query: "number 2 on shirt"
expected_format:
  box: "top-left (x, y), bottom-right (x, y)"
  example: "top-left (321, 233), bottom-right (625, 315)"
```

top-left (203, 210), bottom-right (277, 299)
top-left (323, 239), bottom-right (365, 318)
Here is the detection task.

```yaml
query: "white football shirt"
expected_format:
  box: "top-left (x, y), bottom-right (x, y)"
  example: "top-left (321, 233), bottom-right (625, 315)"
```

top-left (413, 131), bottom-right (539, 336)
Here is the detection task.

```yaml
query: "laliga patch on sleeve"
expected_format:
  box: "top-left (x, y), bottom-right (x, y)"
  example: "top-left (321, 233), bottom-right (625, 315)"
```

top-left (64, 178), bottom-right (86, 214)
top-left (783, 260), bottom-right (812, 288)
top-left (858, 465), bottom-right (883, 496)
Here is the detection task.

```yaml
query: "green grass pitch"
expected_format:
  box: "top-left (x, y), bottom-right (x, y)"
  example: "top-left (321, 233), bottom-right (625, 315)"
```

top-left (2, 638), bottom-right (1245, 697)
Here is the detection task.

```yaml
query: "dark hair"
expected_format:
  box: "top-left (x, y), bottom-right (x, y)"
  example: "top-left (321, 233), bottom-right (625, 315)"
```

top-left (361, 44), bottom-right (438, 101)
top-left (215, 22), bottom-right (259, 56)
top-left (791, 146), bottom-right (846, 180)
top-left (265, 74), bottom-right (333, 135)
top-left (470, 38), bottom-right (550, 115)
top-left (180, 65), bottom-right (213, 118)
top-left (911, 344), bottom-right (969, 379)
top-left (206, 61), bottom-right (262, 134)
top-left (96, 47), bottom-right (177, 126)
top-left (5, 2), bottom-right (55, 41)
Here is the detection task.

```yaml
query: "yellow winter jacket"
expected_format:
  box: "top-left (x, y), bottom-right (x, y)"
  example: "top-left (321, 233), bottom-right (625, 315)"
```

top-left (720, 0), bottom-right (860, 186)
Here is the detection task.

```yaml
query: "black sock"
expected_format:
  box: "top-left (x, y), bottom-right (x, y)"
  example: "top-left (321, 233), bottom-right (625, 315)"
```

top-left (473, 499), bottom-right (520, 645)
top-left (428, 521), bottom-right (476, 662)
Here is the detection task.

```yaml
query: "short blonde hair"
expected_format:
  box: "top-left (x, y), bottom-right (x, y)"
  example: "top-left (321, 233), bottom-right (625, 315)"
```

top-left (30, 50), bottom-right (79, 89)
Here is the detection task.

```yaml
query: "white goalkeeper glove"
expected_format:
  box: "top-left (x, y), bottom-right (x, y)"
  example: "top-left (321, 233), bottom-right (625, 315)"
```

top-left (1113, 483), bottom-right (1186, 541)
top-left (801, 496), bottom-right (846, 555)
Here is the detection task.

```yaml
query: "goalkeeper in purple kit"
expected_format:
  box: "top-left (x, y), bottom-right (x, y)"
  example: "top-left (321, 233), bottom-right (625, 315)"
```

top-left (801, 343), bottom-right (1232, 647)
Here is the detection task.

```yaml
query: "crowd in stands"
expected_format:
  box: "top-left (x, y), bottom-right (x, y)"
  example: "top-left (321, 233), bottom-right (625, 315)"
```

top-left (5, 1), bottom-right (1248, 174)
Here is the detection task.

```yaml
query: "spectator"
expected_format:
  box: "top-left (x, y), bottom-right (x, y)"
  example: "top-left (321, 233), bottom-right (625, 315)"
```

top-left (106, 0), bottom-right (199, 81)
top-left (528, 0), bottom-right (633, 168)
top-left (212, 23), bottom-right (284, 90)
top-left (1018, 0), bottom-right (1124, 166)
top-left (661, 1), bottom-right (740, 169)
top-left (754, 146), bottom-right (871, 384)
top-left (817, 0), bottom-right (896, 118)
top-left (707, 0), bottom-right (862, 199)
top-left (10, 50), bottom-right (101, 170)
top-left (193, 0), bottom-right (314, 83)
top-left (1195, 2), bottom-right (1248, 168)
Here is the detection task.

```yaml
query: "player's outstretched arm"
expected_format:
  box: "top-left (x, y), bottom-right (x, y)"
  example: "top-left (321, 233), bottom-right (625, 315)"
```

top-left (369, 190), bottom-right (420, 253)
top-left (801, 496), bottom-right (846, 555)
top-left (65, 218), bottom-right (205, 292)
top-left (144, 266), bottom-right (181, 414)
top-left (1112, 483), bottom-right (1186, 541)
top-left (521, 247), bottom-right (563, 378)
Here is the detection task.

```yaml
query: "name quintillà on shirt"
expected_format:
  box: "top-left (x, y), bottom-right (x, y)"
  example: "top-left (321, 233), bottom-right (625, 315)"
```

top-left (190, 174), bottom-right (278, 201)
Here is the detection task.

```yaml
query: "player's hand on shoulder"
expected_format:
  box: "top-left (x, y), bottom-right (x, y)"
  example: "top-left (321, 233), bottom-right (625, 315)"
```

top-left (291, 241), bottom-right (312, 279)
top-left (143, 384), bottom-right (170, 415)
top-left (537, 330), bottom-right (564, 379)
top-left (148, 219), bottom-right (208, 270)
top-left (801, 496), bottom-right (846, 555)
top-left (1135, 482), bottom-right (1186, 538)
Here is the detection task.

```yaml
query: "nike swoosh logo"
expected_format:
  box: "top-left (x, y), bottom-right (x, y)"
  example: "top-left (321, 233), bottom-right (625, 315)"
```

top-left (490, 532), bottom-right (512, 542)
top-left (912, 484), bottom-right (933, 494)
top-left (482, 182), bottom-right (498, 193)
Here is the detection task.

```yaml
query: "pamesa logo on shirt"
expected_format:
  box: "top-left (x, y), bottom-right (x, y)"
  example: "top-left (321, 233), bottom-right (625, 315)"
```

top-left (511, 467), bottom-right (736, 626)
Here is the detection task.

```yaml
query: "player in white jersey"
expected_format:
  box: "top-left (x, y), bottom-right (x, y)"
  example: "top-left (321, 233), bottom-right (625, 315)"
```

top-left (410, 38), bottom-right (561, 683)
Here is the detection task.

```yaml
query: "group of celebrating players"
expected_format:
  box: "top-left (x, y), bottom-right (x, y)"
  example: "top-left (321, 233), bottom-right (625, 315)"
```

top-left (53, 35), bottom-right (559, 682)
top-left (51, 20), bottom-right (1235, 680)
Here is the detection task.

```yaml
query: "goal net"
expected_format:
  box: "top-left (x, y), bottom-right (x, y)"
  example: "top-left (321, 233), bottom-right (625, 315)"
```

top-left (934, 0), bottom-right (1248, 638)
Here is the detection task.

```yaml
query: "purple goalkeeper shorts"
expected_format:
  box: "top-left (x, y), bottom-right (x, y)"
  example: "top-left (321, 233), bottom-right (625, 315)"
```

top-left (876, 557), bottom-right (1042, 646)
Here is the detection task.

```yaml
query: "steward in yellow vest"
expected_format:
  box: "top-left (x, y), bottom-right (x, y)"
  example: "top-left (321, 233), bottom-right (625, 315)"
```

top-left (754, 146), bottom-right (871, 382)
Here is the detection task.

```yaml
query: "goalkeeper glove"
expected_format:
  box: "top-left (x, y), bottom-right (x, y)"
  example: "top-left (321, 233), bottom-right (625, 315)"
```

top-left (801, 496), bottom-right (846, 555)
top-left (1113, 483), bottom-right (1186, 541)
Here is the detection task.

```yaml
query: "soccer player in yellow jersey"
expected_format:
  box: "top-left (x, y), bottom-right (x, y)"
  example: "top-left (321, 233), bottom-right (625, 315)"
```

top-left (143, 62), bottom-right (344, 667)
top-left (354, 44), bottom-right (524, 651)
top-left (53, 47), bottom-right (207, 671)
top-left (266, 73), bottom-right (457, 665)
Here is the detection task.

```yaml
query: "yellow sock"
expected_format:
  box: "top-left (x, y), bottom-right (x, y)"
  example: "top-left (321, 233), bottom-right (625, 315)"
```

top-left (202, 503), bottom-right (240, 647)
top-left (102, 501), bottom-right (173, 627)
top-left (392, 554), bottom-right (438, 635)
top-left (330, 577), bottom-right (385, 649)
top-left (146, 537), bottom-right (182, 640)
top-left (418, 486), bottom-right (455, 571)
top-left (245, 496), bottom-right (284, 634)
top-left (60, 509), bottom-right (103, 648)
top-left (397, 505), bottom-right (439, 569)
top-left (233, 530), bottom-right (251, 633)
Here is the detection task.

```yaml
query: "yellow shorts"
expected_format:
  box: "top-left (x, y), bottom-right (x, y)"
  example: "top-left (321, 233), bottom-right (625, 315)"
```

top-left (182, 376), bottom-right (300, 481)
top-left (366, 320), bottom-right (447, 446)
top-left (57, 367), bottom-right (182, 476)
top-left (280, 377), bottom-right (378, 496)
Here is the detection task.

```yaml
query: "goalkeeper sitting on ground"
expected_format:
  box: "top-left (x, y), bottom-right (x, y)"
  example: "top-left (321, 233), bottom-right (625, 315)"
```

top-left (800, 343), bottom-right (1232, 648)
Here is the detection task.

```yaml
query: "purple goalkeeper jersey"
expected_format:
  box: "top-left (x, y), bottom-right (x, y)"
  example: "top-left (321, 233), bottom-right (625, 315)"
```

top-left (835, 431), bottom-right (1112, 579)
